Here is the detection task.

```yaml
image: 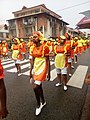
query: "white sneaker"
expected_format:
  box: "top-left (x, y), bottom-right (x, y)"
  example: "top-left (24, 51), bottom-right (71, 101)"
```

top-left (40, 102), bottom-right (46, 109)
top-left (69, 74), bottom-right (72, 77)
top-left (18, 73), bottom-right (22, 76)
top-left (71, 66), bottom-right (74, 69)
top-left (64, 86), bottom-right (68, 91)
top-left (75, 62), bottom-right (77, 64)
top-left (35, 106), bottom-right (41, 116)
top-left (55, 83), bottom-right (62, 87)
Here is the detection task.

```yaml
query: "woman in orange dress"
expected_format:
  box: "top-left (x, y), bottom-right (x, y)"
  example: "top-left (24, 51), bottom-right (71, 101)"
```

top-left (65, 33), bottom-right (74, 77)
top-left (11, 38), bottom-right (22, 76)
top-left (0, 60), bottom-right (8, 119)
top-left (0, 41), bottom-right (2, 58)
top-left (20, 39), bottom-right (26, 60)
top-left (54, 36), bottom-right (69, 91)
top-left (2, 41), bottom-right (8, 59)
top-left (30, 31), bottom-right (50, 116)
top-left (73, 37), bottom-right (78, 63)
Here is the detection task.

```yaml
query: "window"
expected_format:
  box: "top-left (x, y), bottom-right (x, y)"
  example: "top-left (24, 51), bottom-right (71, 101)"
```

top-left (4, 24), bottom-right (8, 30)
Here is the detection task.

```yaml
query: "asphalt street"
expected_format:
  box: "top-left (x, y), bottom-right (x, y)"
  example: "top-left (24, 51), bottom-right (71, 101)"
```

top-left (2, 48), bottom-right (90, 120)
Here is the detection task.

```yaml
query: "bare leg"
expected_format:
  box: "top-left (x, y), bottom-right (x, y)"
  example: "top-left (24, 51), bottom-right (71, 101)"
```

top-left (62, 74), bottom-right (68, 91)
top-left (33, 84), bottom-right (40, 107)
top-left (71, 58), bottom-right (74, 69)
top-left (62, 74), bottom-right (67, 86)
top-left (17, 64), bottom-right (21, 73)
top-left (75, 55), bottom-right (77, 63)
top-left (56, 74), bottom-right (62, 86)
top-left (38, 84), bottom-right (45, 104)
top-left (15, 64), bottom-right (19, 72)
top-left (68, 62), bottom-right (72, 77)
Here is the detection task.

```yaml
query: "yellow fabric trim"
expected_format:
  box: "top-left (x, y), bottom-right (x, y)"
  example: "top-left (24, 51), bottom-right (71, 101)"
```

top-left (34, 57), bottom-right (45, 75)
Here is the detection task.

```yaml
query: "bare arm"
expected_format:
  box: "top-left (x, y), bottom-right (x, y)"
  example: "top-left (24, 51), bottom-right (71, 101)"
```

top-left (30, 56), bottom-right (34, 78)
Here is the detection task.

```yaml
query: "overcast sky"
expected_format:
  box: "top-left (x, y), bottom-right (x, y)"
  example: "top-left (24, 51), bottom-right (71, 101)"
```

top-left (0, 0), bottom-right (90, 29)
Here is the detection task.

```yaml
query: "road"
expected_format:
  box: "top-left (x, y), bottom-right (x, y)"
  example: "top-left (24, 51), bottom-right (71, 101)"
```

top-left (1, 48), bottom-right (90, 120)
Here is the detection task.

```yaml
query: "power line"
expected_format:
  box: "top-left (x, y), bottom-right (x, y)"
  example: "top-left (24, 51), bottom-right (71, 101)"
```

top-left (55, 1), bottom-right (90, 12)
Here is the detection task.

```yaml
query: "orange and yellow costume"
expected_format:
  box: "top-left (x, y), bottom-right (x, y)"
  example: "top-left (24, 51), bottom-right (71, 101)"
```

top-left (30, 44), bottom-right (49, 82)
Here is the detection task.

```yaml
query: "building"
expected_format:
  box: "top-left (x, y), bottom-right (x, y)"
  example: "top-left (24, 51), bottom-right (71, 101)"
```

top-left (7, 4), bottom-right (69, 38)
top-left (66, 27), bottom-right (80, 37)
top-left (76, 16), bottom-right (90, 29)
top-left (76, 10), bottom-right (90, 38)
top-left (0, 24), bottom-right (9, 39)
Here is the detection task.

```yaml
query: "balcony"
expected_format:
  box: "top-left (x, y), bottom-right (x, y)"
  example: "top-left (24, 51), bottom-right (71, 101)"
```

top-left (23, 21), bottom-right (36, 27)
top-left (9, 25), bottom-right (16, 29)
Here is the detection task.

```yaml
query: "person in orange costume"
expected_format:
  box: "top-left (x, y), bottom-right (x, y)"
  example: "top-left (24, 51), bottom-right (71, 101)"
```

top-left (0, 41), bottom-right (2, 58)
top-left (65, 32), bottom-right (74, 77)
top-left (0, 60), bottom-right (8, 119)
top-left (77, 37), bottom-right (83, 54)
top-left (28, 36), bottom-right (34, 61)
top-left (27, 36), bottom-right (34, 52)
top-left (30, 31), bottom-right (50, 116)
top-left (20, 39), bottom-right (26, 60)
top-left (11, 38), bottom-right (22, 76)
top-left (53, 35), bottom-right (69, 91)
top-left (73, 37), bottom-right (78, 63)
top-left (1, 40), bottom-right (8, 59)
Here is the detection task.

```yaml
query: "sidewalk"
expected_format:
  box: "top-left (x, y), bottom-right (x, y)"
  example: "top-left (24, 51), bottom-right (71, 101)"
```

top-left (80, 85), bottom-right (90, 120)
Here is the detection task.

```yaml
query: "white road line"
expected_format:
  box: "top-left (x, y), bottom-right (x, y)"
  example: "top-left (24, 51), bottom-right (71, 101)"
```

top-left (2, 60), bottom-right (14, 65)
top-left (3, 59), bottom-right (30, 69)
top-left (22, 70), bottom-right (30, 76)
top-left (1, 58), bottom-right (12, 62)
top-left (3, 63), bottom-right (15, 69)
top-left (50, 68), bottom-right (57, 81)
top-left (67, 65), bottom-right (88, 89)
top-left (3, 60), bottom-right (56, 80)
top-left (7, 63), bottom-right (30, 73)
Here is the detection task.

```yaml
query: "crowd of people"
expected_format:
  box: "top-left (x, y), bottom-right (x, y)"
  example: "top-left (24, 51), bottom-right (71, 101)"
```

top-left (0, 31), bottom-right (90, 117)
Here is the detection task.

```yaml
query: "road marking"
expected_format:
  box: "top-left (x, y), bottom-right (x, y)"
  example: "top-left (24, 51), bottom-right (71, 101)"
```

top-left (3, 60), bottom-right (56, 80)
top-left (50, 68), bottom-right (57, 81)
top-left (7, 63), bottom-right (30, 73)
top-left (2, 60), bottom-right (14, 65)
top-left (22, 70), bottom-right (30, 76)
top-left (67, 65), bottom-right (88, 89)
top-left (3, 59), bottom-right (30, 69)
top-left (3, 63), bottom-right (15, 69)
top-left (1, 58), bottom-right (12, 62)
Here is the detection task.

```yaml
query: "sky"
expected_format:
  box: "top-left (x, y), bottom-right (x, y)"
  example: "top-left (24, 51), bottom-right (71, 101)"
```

top-left (0, 0), bottom-right (90, 30)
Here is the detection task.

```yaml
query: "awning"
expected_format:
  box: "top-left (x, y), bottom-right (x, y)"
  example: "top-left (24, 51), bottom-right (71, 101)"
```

top-left (76, 16), bottom-right (90, 29)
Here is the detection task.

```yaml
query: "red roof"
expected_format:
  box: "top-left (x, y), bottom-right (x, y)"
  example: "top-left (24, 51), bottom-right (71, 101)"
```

top-left (77, 16), bottom-right (90, 25)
